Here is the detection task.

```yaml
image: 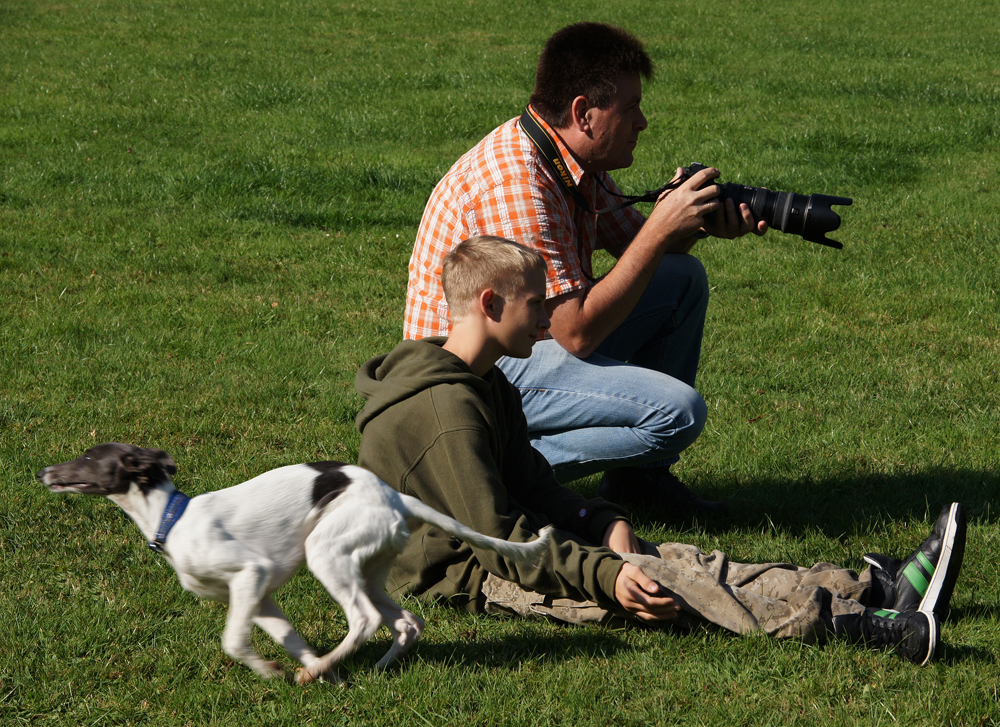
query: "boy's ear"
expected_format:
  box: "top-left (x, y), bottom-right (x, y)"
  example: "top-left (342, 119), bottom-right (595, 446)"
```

top-left (479, 289), bottom-right (504, 322)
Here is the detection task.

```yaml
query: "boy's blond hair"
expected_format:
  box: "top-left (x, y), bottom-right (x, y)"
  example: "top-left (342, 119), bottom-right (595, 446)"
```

top-left (442, 236), bottom-right (547, 320)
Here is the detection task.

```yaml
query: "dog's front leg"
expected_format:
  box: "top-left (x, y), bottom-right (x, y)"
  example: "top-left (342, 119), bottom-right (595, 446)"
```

top-left (221, 565), bottom-right (284, 679)
top-left (253, 596), bottom-right (332, 681)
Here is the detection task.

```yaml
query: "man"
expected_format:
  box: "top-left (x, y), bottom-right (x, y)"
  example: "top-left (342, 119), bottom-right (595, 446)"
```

top-left (358, 236), bottom-right (967, 665)
top-left (405, 22), bottom-right (767, 515)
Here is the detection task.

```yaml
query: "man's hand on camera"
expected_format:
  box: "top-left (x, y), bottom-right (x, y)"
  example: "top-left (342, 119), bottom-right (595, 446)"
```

top-left (703, 196), bottom-right (768, 239)
top-left (645, 167), bottom-right (725, 254)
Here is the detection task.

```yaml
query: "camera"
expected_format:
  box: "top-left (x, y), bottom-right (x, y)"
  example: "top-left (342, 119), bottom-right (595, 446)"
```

top-left (680, 163), bottom-right (852, 249)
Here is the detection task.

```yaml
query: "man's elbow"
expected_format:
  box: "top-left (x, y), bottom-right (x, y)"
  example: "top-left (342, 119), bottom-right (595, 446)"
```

top-left (546, 294), bottom-right (604, 358)
top-left (550, 330), bottom-right (600, 359)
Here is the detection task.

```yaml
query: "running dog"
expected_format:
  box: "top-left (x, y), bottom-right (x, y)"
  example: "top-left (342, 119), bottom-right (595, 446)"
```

top-left (37, 442), bottom-right (552, 683)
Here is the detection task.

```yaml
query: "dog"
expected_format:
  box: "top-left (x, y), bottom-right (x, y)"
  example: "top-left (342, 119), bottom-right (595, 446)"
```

top-left (37, 442), bottom-right (552, 683)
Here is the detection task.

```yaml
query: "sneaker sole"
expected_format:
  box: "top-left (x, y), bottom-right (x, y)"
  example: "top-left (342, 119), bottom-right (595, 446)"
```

top-left (917, 610), bottom-right (939, 666)
top-left (919, 503), bottom-right (966, 618)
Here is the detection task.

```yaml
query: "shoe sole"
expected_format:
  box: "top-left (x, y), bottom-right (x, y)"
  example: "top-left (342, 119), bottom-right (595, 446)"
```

top-left (918, 503), bottom-right (966, 618)
top-left (917, 610), bottom-right (939, 666)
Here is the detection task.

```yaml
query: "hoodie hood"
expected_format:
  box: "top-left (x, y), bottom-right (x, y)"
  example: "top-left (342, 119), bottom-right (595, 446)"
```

top-left (355, 338), bottom-right (493, 433)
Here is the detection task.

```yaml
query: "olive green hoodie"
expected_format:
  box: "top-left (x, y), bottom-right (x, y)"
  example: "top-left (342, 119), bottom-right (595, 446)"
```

top-left (355, 338), bottom-right (627, 612)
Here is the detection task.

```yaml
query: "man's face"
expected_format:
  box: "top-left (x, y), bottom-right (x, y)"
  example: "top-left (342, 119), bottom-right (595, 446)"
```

top-left (495, 269), bottom-right (550, 359)
top-left (583, 73), bottom-right (647, 172)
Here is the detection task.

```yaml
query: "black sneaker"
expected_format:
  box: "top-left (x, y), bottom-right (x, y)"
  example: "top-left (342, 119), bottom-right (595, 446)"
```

top-left (833, 608), bottom-right (939, 666)
top-left (865, 502), bottom-right (966, 619)
top-left (597, 466), bottom-right (727, 516)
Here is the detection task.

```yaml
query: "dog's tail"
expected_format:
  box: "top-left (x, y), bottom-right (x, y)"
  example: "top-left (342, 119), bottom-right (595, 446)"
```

top-left (397, 493), bottom-right (552, 565)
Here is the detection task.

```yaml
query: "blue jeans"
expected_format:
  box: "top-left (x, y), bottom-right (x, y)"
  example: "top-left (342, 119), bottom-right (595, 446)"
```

top-left (498, 254), bottom-right (709, 483)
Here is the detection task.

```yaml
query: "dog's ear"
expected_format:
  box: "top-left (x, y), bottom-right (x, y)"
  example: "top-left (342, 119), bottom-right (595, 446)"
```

top-left (153, 449), bottom-right (177, 476)
top-left (120, 446), bottom-right (177, 481)
top-left (119, 448), bottom-right (142, 473)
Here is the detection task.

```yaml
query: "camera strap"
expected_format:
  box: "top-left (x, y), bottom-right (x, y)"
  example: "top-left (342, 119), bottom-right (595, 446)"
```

top-left (517, 107), bottom-right (675, 215)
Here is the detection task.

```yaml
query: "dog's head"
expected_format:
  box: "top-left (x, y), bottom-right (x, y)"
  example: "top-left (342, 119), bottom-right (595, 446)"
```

top-left (37, 442), bottom-right (178, 496)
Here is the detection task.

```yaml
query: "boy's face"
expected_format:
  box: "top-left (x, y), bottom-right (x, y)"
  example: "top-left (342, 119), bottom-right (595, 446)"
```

top-left (494, 268), bottom-right (550, 359)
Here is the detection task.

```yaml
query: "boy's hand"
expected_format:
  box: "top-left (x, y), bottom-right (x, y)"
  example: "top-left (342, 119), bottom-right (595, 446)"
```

top-left (615, 563), bottom-right (681, 622)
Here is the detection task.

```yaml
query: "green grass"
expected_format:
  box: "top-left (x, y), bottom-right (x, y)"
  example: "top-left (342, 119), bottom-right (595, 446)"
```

top-left (2, 0), bottom-right (999, 724)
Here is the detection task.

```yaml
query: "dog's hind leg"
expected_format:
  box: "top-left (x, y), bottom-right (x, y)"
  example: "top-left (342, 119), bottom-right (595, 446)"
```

top-left (369, 589), bottom-right (425, 670)
top-left (361, 558), bottom-right (424, 670)
top-left (221, 564), bottom-right (284, 679)
top-left (253, 596), bottom-right (326, 678)
top-left (295, 552), bottom-right (384, 685)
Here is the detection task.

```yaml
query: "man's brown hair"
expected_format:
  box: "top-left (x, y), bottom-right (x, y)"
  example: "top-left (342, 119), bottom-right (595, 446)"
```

top-left (442, 236), bottom-right (547, 321)
top-left (529, 22), bottom-right (653, 128)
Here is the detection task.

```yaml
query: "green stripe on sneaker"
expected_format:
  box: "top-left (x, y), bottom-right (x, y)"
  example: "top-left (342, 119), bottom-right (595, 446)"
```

top-left (873, 610), bottom-right (898, 618)
top-left (903, 562), bottom-right (931, 595)
top-left (915, 550), bottom-right (936, 576)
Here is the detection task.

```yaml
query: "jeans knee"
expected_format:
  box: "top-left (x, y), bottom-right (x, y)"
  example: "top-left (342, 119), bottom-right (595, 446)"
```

top-left (652, 254), bottom-right (710, 317)
top-left (680, 255), bottom-right (709, 307)
top-left (675, 388), bottom-right (707, 450)
top-left (691, 256), bottom-right (709, 300)
top-left (642, 385), bottom-right (706, 453)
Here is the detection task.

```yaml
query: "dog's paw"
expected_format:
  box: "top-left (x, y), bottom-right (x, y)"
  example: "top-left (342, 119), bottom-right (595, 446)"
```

top-left (295, 666), bottom-right (342, 686)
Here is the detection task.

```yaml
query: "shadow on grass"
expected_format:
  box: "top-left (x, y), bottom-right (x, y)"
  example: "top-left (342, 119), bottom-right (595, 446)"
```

top-left (938, 642), bottom-right (997, 665)
top-left (334, 613), bottom-right (997, 677)
top-left (611, 466), bottom-right (998, 538)
top-left (323, 623), bottom-right (640, 676)
top-left (947, 602), bottom-right (1000, 624)
top-left (406, 631), bottom-right (632, 669)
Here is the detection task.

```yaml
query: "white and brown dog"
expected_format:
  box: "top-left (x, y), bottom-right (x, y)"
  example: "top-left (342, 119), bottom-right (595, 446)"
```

top-left (37, 442), bottom-right (551, 683)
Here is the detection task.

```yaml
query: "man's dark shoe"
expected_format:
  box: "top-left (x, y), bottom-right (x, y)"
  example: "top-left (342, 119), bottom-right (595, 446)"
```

top-left (832, 608), bottom-right (939, 666)
top-left (865, 502), bottom-right (966, 619)
top-left (597, 466), bottom-right (728, 516)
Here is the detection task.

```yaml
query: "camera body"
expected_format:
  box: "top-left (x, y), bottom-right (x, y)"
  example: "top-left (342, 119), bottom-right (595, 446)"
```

top-left (680, 162), bottom-right (852, 249)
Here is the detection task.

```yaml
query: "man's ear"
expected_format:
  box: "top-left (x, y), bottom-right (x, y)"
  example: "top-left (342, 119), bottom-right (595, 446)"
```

top-left (479, 288), bottom-right (504, 322)
top-left (568, 95), bottom-right (593, 134)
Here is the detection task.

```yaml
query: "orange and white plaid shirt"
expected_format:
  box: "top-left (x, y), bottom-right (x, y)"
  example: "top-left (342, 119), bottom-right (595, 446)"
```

top-left (404, 108), bottom-right (647, 340)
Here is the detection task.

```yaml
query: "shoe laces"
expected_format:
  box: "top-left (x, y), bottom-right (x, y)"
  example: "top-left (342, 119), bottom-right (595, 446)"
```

top-left (866, 610), bottom-right (914, 650)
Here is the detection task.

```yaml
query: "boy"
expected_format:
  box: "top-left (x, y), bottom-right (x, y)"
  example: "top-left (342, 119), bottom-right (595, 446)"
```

top-left (356, 236), bottom-right (965, 664)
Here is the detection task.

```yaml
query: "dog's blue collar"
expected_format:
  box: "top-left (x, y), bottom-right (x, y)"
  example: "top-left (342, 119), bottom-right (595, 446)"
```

top-left (149, 489), bottom-right (190, 554)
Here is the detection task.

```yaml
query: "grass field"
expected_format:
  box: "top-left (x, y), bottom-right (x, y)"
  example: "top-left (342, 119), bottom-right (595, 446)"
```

top-left (2, 0), bottom-right (999, 724)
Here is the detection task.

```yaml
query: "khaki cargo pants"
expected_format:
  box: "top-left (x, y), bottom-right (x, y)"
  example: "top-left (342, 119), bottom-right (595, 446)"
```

top-left (483, 540), bottom-right (869, 643)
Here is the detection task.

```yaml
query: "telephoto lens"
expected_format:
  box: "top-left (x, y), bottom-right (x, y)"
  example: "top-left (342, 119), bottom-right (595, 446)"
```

top-left (682, 163), bottom-right (852, 248)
